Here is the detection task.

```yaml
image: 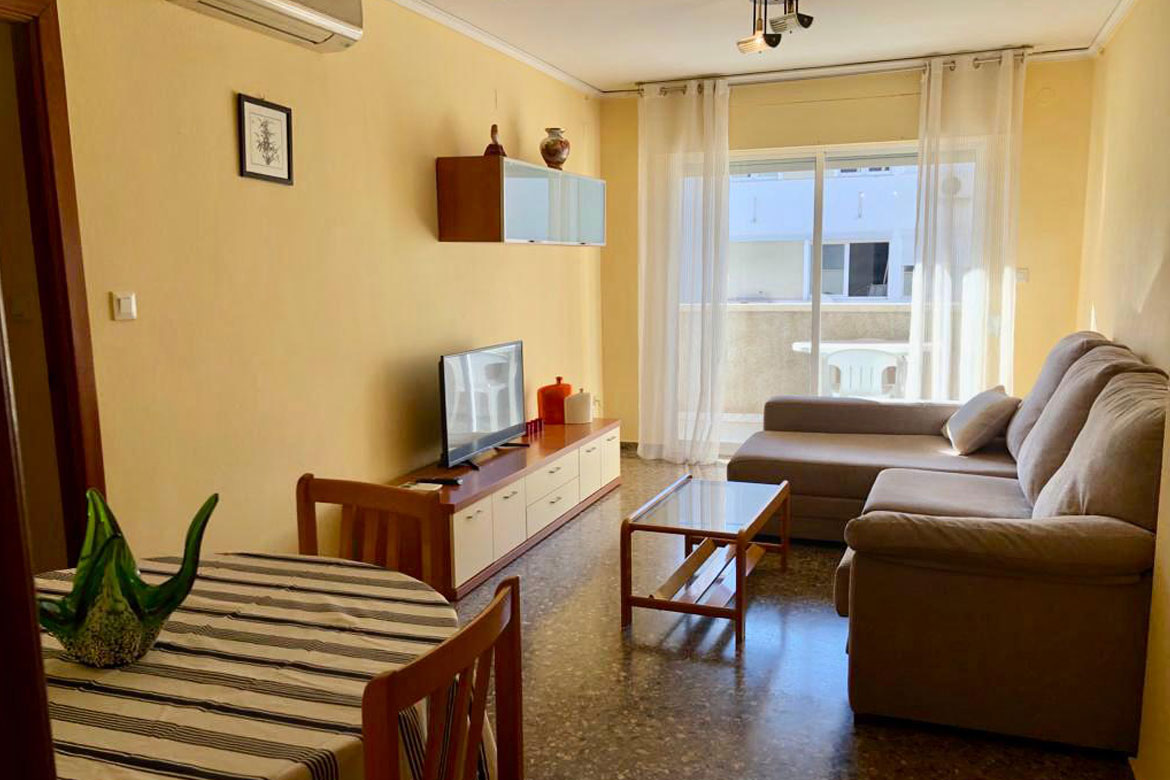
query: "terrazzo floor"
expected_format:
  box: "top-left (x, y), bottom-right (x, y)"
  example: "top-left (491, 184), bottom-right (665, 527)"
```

top-left (455, 453), bottom-right (1135, 780)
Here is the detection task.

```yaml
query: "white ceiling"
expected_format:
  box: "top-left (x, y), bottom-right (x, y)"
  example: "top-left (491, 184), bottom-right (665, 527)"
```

top-left (394, 0), bottom-right (1127, 91)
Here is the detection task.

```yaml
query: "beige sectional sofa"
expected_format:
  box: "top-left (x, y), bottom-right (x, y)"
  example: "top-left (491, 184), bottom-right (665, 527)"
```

top-left (728, 332), bottom-right (1167, 752)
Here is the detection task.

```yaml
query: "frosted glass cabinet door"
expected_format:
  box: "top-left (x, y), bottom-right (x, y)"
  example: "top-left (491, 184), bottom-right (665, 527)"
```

top-left (502, 158), bottom-right (605, 245)
top-left (577, 176), bottom-right (606, 245)
top-left (504, 160), bottom-right (552, 242)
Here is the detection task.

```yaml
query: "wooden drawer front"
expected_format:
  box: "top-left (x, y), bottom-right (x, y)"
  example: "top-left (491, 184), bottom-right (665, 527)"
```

top-left (492, 482), bottom-right (527, 558)
top-left (452, 496), bottom-right (494, 587)
top-left (600, 426), bottom-right (621, 485)
top-left (526, 478), bottom-right (579, 538)
top-left (578, 439), bottom-right (602, 498)
top-left (524, 449), bottom-right (579, 503)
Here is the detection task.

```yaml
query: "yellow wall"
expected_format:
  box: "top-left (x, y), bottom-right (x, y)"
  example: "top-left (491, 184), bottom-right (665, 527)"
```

top-left (1073, 0), bottom-right (1170, 775)
top-left (1015, 59), bottom-right (1095, 392)
top-left (56, 0), bottom-right (602, 556)
top-left (599, 97), bottom-right (639, 438)
top-left (600, 64), bottom-right (1091, 436)
top-left (729, 71), bottom-right (920, 149)
top-left (0, 25), bottom-right (67, 572)
top-left (1077, 1), bottom-right (1170, 370)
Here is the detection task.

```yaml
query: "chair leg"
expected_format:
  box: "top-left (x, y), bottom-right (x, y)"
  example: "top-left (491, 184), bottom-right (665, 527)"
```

top-left (494, 579), bottom-right (524, 780)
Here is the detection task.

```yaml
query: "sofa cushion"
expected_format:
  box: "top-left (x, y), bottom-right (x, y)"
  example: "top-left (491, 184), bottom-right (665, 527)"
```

top-left (864, 469), bottom-right (1031, 519)
top-left (727, 431), bottom-right (1017, 501)
top-left (942, 386), bottom-right (1020, 455)
top-left (845, 511), bottom-right (1156, 578)
top-left (1033, 372), bottom-right (1168, 531)
top-left (1005, 331), bottom-right (1111, 459)
top-left (1017, 345), bottom-right (1163, 503)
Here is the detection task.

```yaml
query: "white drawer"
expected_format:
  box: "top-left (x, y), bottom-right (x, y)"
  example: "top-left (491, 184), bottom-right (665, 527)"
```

top-left (578, 439), bottom-right (602, 498)
top-left (526, 478), bottom-right (579, 538)
top-left (600, 426), bottom-right (621, 485)
top-left (524, 449), bottom-right (579, 502)
top-left (451, 496), bottom-right (493, 587)
top-left (492, 481), bottom-right (527, 558)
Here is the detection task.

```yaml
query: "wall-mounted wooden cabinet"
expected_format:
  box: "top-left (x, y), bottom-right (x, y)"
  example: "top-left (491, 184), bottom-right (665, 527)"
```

top-left (436, 156), bottom-right (606, 246)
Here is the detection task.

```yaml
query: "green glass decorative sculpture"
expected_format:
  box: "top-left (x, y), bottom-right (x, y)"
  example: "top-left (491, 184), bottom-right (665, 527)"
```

top-left (37, 489), bottom-right (219, 668)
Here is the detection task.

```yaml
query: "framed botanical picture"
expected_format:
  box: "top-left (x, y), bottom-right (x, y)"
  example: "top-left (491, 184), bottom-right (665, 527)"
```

top-left (237, 94), bottom-right (293, 185)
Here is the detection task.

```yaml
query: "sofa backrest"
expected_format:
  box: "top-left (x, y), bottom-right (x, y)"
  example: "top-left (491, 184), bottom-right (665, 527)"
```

top-left (1017, 345), bottom-right (1164, 503)
top-left (1032, 371), bottom-right (1168, 531)
top-left (1006, 331), bottom-right (1111, 459)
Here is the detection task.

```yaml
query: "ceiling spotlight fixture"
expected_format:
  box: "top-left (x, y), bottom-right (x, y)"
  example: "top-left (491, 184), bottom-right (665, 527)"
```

top-left (770, 0), bottom-right (814, 35)
top-left (737, 0), bottom-right (782, 55)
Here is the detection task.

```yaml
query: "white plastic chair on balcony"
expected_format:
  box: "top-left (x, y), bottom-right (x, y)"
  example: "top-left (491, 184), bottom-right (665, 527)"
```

top-left (825, 349), bottom-right (900, 398)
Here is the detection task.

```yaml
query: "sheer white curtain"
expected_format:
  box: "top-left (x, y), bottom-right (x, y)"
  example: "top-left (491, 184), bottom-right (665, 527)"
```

top-left (637, 79), bottom-right (731, 464)
top-left (908, 51), bottom-right (1026, 401)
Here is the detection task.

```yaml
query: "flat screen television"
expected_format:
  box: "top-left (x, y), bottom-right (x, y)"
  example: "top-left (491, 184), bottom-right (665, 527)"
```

top-left (439, 340), bottom-right (526, 468)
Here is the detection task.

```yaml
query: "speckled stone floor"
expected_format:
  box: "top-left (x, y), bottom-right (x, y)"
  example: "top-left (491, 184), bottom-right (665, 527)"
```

top-left (455, 454), bottom-right (1134, 780)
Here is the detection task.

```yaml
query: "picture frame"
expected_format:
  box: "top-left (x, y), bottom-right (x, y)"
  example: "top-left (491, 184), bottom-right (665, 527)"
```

top-left (237, 93), bottom-right (293, 185)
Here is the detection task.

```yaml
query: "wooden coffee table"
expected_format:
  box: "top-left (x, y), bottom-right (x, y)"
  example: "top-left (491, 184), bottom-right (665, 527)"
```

top-left (620, 475), bottom-right (790, 644)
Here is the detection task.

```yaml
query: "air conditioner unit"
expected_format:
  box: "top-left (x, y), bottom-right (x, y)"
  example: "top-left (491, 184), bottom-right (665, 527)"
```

top-left (168, 0), bottom-right (363, 52)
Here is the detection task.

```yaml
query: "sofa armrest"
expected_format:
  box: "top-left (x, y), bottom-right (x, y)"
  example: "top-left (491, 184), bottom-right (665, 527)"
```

top-left (844, 512), bottom-right (1155, 578)
top-left (763, 396), bottom-right (960, 435)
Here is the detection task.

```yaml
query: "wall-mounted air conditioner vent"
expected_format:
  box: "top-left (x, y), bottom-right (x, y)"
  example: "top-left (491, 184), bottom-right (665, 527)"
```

top-left (168, 0), bottom-right (362, 52)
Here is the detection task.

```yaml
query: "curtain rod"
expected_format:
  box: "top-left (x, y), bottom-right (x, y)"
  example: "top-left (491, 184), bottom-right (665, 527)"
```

top-left (621, 45), bottom-right (1048, 96)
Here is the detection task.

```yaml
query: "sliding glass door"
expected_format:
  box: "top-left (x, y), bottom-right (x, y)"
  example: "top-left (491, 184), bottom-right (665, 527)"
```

top-left (724, 156), bottom-right (817, 446)
top-left (723, 144), bottom-right (918, 448)
top-left (819, 151), bottom-right (918, 398)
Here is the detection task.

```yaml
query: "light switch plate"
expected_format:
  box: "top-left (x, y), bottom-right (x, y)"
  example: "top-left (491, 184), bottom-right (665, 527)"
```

top-left (111, 292), bottom-right (137, 321)
top-left (1016, 267), bottom-right (1031, 283)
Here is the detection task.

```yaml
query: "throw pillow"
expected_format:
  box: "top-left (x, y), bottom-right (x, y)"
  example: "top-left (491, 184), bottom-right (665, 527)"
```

top-left (942, 386), bottom-right (1021, 455)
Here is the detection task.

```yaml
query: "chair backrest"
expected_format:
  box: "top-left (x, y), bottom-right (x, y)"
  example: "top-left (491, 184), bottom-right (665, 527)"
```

top-left (826, 349), bottom-right (900, 398)
top-left (296, 473), bottom-right (444, 579)
top-left (362, 577), bottom-right (524, 780)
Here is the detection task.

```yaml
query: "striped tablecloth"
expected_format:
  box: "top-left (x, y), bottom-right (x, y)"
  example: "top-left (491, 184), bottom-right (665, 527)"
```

top-left (35, 552), bottom-right (460, 780)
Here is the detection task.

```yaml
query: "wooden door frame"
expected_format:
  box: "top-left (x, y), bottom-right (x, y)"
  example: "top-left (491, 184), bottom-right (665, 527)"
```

top-left (1, 3), bottom-right (87, 775)
top-left (0, 313), bottom-right (54, 778)
top-left (5, 0), bottom-right (104, 565)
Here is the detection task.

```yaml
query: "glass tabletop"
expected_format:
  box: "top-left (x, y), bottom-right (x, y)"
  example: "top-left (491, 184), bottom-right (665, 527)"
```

top-left (629, 478), bottom-right (783, 535)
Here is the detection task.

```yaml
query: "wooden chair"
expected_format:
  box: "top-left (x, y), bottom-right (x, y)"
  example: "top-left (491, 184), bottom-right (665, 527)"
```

top-left (296, 473), bottom-right (448, 587)
top-left (362, 577), bottom-right (524, 780)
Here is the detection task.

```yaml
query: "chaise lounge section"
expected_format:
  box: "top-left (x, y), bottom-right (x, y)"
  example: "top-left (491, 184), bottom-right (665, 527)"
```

top-left (728, 396), bottom-right (1015, 540)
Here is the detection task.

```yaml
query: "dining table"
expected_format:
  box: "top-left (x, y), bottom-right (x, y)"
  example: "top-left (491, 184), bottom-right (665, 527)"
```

top-left (34, 552), bottom-right (461, 780)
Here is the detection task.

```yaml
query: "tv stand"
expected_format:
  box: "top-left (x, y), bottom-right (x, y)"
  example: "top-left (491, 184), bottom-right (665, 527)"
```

top-left (397, 419), bottom-right (622, 599)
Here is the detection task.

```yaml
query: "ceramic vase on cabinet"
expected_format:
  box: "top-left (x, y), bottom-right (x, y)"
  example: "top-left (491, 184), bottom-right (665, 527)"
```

top-left (540, 128), bottom-right (570, 170)
top-left (537, 376), bottom-right (572, 424)
top-left (564, 389), bottom-right (593, 424)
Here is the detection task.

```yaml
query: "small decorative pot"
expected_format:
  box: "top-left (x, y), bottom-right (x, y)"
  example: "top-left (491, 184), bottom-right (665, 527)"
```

top-left (540, 128), bottom-right (570, 170)
top-left (537, 376), bottom-right (572, 424)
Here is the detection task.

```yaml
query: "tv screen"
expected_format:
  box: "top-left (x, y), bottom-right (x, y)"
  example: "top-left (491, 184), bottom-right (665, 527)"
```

top-left (440, 341), bottom-right (526, 468)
